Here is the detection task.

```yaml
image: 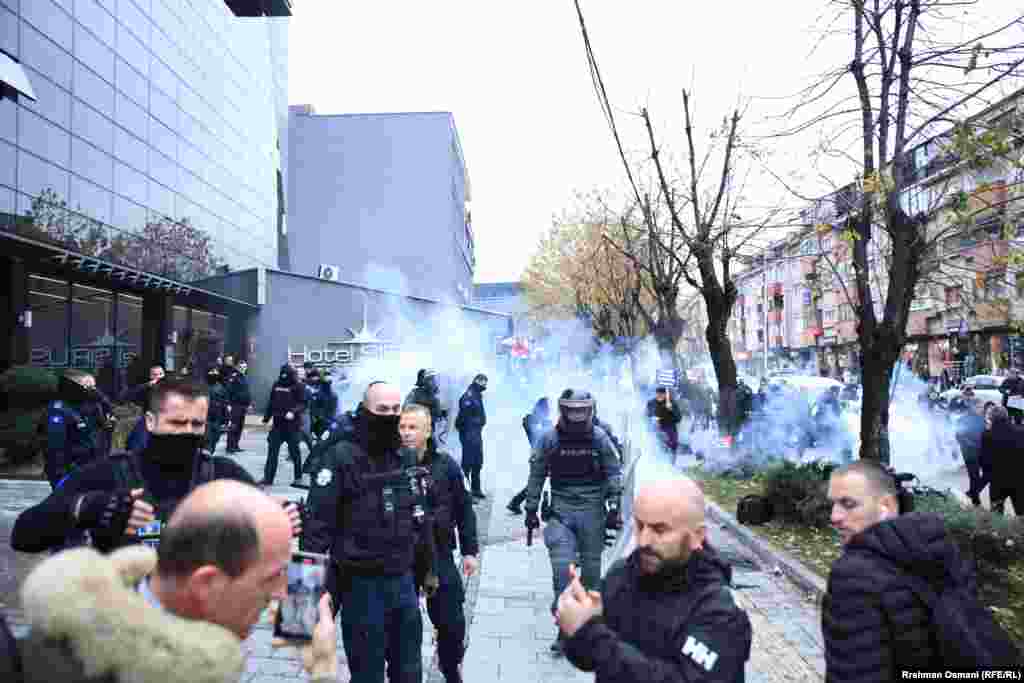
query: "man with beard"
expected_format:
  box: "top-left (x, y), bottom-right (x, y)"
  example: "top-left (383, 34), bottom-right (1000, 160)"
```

top-left (11, 378), bottom-right (301, 554)
top-left (399, 404), bottom-right (479, 683)
top-left (44, 370), bottom-right (108, 489)
top-left (260, 364), bottom-right (306, 487)
top-left (556, 477), bottom-right (752, 681)
top-left (525, 388), bottom-right (623, 655)
top-left (301, 382), bottom-right (433, 683)
top-left (455, 374), bottom-right (488, 499)
top-left (821, 460), bottom-right (1016, 678)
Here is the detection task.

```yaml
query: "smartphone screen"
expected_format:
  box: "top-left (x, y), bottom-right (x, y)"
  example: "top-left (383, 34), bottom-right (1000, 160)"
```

top-left (273, 551), bottom-right (328, 641)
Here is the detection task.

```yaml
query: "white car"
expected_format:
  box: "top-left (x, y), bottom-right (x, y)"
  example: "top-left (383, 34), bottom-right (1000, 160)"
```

top-left (939, 374), bottom-right (1006, 409)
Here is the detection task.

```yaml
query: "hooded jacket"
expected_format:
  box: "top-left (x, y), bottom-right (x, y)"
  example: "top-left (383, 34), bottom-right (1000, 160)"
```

top-left (821, 513), bottom-right (975, 682)
top-left (563, 545), bottom-right (752, 682)
top-left (13, 546), bottom-right (244, 683)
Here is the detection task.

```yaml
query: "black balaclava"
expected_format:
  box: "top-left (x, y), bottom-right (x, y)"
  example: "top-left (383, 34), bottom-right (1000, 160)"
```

top-left (363, 411), bottom-right (401, 455)
top-left (278, 364), bottom-right (295, 385)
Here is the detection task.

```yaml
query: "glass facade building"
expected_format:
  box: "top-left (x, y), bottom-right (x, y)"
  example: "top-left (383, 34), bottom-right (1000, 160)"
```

top-left (0, 0), bottom-right (287, 393)
top-left (0, 0), bottom-right (288, 278)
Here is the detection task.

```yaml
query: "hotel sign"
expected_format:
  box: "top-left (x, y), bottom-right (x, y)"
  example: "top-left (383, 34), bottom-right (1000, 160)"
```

top-left (288, 341), bottom-right (400, 368)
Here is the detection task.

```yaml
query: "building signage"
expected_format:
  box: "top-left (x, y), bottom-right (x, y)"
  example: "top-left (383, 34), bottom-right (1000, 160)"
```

top-left (287, 301), bottom-right (400, 370)
top-left (31, 345), bottom-right (137, 369)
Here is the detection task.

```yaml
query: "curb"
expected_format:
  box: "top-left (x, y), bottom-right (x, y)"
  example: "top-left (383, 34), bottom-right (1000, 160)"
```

top-left (704, 498), bottom-right (827, 601)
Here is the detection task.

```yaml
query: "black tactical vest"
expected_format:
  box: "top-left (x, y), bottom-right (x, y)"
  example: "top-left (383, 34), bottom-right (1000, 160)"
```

top-left (338, 448), bottom-right (420, 574)
top-left (548, 429), bottom-right (603, 488)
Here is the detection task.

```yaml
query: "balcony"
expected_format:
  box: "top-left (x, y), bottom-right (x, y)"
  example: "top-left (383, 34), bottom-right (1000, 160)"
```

top-left (808, 326), bottom-right (824, 337)
top-left (767, 310), bottom-right (783, 324)
top-left (768, 282), bottom-right (783, 297)
top-left (800, 259), bottom-right (818, 278)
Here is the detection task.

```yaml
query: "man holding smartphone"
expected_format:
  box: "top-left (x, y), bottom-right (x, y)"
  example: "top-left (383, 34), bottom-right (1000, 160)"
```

top-left (303, 381), bottom-right (432, 683)
top-left (400, 403), bottom-right (479, 683)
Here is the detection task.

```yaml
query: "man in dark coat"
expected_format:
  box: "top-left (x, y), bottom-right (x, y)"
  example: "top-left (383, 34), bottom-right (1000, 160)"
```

top-left (222, 356), bottom-right (252, 454)
top-left (954, 389), bottom-right (986, 506)
top-left (557, 476), bottom-right (752, 682)
top-left (260, 364), bottom-right (306, 487)
top-left (1000, 367), bottom-right (1024, 425)
top-left (646, 386), bottom-right (683, 455)
top-left (981, 405), bottom-right (1024, 514)
top-left (456, 374), bottom-right (488, 500)
top-left (822, 460), bottom-right (980, 680)
top-left (121, 365), bottom-right (165, 453)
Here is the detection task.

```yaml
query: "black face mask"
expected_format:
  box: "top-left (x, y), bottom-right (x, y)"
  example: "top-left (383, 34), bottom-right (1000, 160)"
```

top-left (475, 383), bottom-right (487, 393)
top-left (364, 412), bottom-right (401, 454)
top-left (145, 432), bottom-right (205, 468)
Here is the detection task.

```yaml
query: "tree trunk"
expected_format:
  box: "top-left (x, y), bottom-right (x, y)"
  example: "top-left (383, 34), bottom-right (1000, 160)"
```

top-left (858, 335), bottom-right (901, 465)
top-left (706, 310), bottom-right (739, 435)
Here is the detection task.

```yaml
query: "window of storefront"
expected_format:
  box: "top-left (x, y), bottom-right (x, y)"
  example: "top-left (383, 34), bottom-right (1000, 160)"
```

top-left (117, 293), bottom-right (143, 390)
top-left (190, 309), bottom-right (225, 375)
top-left (171, 305), bottom-right (190, 374)
top-left (27, 275), bottom-right (69, 371)
top-left (70, 283), bottom-right (115, 396)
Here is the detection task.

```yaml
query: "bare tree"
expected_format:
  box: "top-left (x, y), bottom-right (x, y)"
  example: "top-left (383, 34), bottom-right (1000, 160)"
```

top-left (782, 0), bottom-right (1024, 463)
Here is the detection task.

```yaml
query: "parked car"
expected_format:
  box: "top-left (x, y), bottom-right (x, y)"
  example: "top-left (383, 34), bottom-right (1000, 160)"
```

top-left (939, 374), bottom-right (1006, 409)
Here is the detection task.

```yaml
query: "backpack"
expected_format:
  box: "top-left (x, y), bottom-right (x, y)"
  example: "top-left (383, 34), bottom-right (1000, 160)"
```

top-left (900, 570), bottom-right (1021, 669)
top-left (0, 611), bottom-right (22, 682)
top-left (736, 495), bottom-right (773, 526)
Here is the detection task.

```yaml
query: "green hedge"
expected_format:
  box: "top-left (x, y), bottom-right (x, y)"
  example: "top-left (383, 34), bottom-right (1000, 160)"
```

top-left (913, 494), bottom-right (1024, 565)
top-left (761, 461), bottom-right (836, 528)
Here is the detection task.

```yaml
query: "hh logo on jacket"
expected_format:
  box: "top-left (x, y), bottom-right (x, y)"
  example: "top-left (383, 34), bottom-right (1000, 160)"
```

top-left (682, 635), bottom-right (719, 671)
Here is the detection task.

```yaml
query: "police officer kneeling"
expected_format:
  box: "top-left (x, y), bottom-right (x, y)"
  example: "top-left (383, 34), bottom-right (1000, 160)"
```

top-left (525, 388), bottom-right (623, 654)
top-left (302, 381), bottom-right (433, 683)
top-left (399, 404), bottom-right (479, 683)
top-left (11, 377), bottom-right (258, 554)
top-left (556, 477), bottom-right (752, 682)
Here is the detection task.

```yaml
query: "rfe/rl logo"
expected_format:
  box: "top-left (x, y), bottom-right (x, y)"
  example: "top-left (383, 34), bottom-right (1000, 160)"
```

top-left (681, 635), bottom-right (719, 671)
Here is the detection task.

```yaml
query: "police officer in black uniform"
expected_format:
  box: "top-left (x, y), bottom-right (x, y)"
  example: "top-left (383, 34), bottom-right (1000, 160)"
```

top-left (44, 370), bottom-right (107, 489)
top-left (11, 378), bottom-right (271, 554)
top-left (405, 368), bottom-right (447, 438)
top-left (308, 369), bottom-right (339, 442)
top-left (260, 364), bottom-right (306, 487)
top-left (399, 403), bottom-right (479, 683)
top-left (302, 381), bottom-right (432, 683)
top-left (204, 366), bottom-right (231, 453)
top-left (456, 374), bottom-right (488, 499)
top-left (524, 388), bottom-right (623, 654)
top-left (223, 355), bottom-right (252, 453)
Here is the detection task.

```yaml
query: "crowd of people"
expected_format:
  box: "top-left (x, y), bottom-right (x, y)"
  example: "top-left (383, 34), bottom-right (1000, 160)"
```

top-left (2, 360), bottom-right (1020, 682)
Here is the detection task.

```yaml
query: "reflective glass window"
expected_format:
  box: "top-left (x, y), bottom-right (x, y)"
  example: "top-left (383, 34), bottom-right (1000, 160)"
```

top-left (17, 161), bottom-right (71, 231)
top-left (113, 124), bottom-right (147, 174)
top-left (116, 0), bottom-right (151, 45)
top-left (0, 5), bottom-right (17, 58)
top-left (114, 57), bottom-right (147, 106)
top-left (190, 309), bottom-right (224, 372)
top-left (149, 149), bottom-right (177, 192)
top-left (151, 0), bottom-right (181, 47)
top-left (74, 0), bottom-right (116, 49)
top-left (114, 92), bottom-right (147, 142)
top-left (0, 139), bottom-right (13, 188)
top-left (51, 0), bottom-right (71, 13)
top-left (178, 140), bottom-right (203, 178)
top-left (21, 66), bottom-right (70, 130)
top-left (23, 0), bottom-right (72, 49)
top-left (0, 93), bottom-right (15, 143)
top-left (169, 305), bottom-right (189, 374)
top-left (179, 167), bottom-right (204, 203)
top-left (149, 55), bottom-right (177, 101)
top-left (115, 292), bottom-right (143, 394)
top-left (115, 23), bottom-right (148, 77)
top-left (71, 136), bottom-right (113, 188)
top-left (19, 106), bottom-right (70, 168)
top-left (71, 98), bottom-right (113, 153)
top-left (178, 109), bottom-right (198, 145)
top-left (111, 193), bottom-right (146, 234)
top-left (149, 115), bottom-right (175, 160)
top-left (27, 275), bottom-right (70, 371)
top-left (69, 174), bottom-right (112, 224)
top-left (73, 61), bottom-right (114, 120)
top-left (20, 21), bottom-right (72, 91)
top-left (148, 179), bottom-right (173, 218)
top-left (73, 23), bottom-right (114, 83)
top-left (113, 159), bottom-right (146, 204)
top-left (70, 283), bottom-right (115, 380)
top-left (149, 84), bottom-right (177, 132)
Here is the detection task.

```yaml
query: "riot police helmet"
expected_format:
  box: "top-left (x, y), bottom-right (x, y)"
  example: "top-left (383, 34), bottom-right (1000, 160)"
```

top-left (417, 368), bottom-right (440, 393)
top-left (306, 368), bottom-right (320, 382)
top-left (558, 389), bottom-right (595, 432)
top-left (206, 367), bottom-right (221, 385)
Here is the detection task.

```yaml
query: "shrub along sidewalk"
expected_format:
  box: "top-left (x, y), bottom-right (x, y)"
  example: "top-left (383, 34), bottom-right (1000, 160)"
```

top-left (688, 464), bottom-right (1024, 644)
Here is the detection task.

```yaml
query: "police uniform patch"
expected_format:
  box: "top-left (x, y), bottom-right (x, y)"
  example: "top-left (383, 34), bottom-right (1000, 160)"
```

top-left (51, 415), bottom-right (63, 423)
top-left (316, 468), bottom-right (332, 487)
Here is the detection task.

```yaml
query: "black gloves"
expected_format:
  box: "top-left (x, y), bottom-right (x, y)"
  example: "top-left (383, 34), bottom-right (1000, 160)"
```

top-left (605, 504), bottom-right (622, 531)
top-left (75, 490), bottom-right (135, 534)
top-left (525, 509), bottom-right (540, 531)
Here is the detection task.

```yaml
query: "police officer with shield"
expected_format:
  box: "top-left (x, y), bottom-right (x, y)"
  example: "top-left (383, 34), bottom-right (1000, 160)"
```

top-left (524, 388), bottom-right (623, 655)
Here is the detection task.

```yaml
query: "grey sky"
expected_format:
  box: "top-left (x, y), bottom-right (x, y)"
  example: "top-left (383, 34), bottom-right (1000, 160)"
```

top-left (287, 1), bottom-right (1019, 284)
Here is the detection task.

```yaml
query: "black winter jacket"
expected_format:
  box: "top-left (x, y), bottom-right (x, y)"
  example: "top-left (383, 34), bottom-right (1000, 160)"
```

top-left (263, 371), bottom-right (306, 427)
top-left (821, 513), bottom-right (975, 682)
top-left (564, 546), bottom-right (752, 682)
top-left (980, 421), bottom-right (1024, 480)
